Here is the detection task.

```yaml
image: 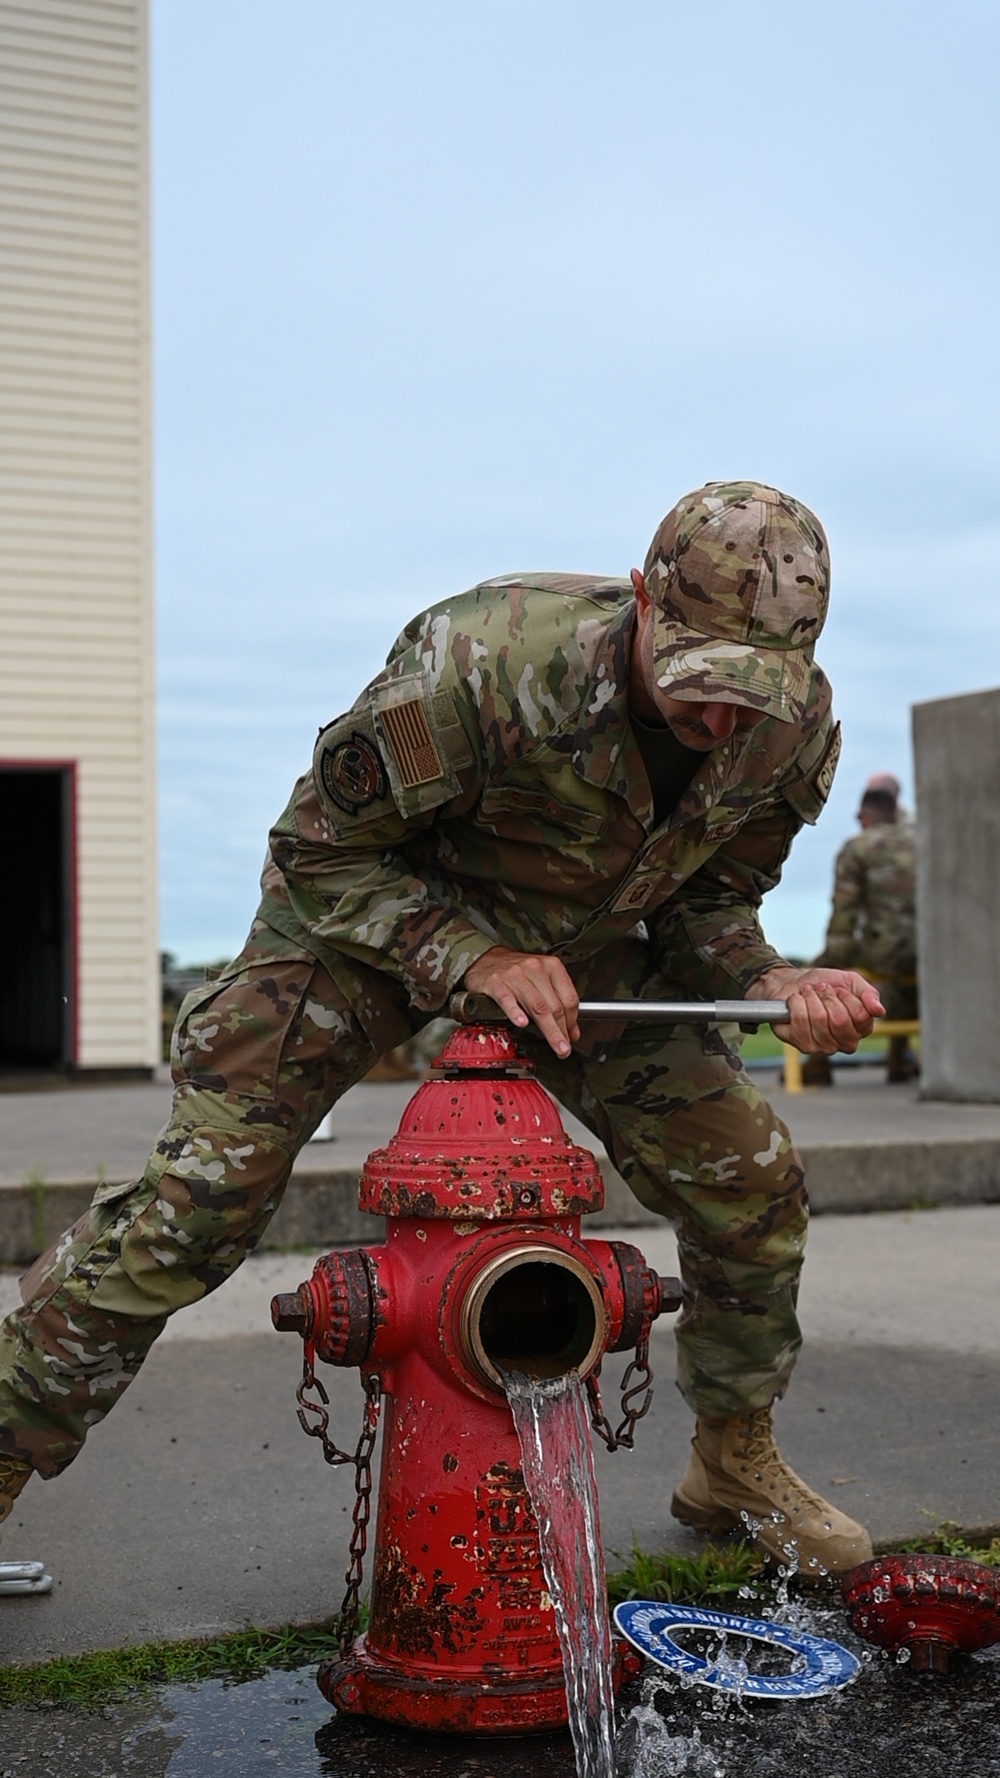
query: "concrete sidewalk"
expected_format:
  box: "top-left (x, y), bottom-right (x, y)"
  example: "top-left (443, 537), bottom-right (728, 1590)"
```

top-left (2, 1063), bottom-right (1000, 1264)
top-left (2, 1203), bottom-right (999, 1666)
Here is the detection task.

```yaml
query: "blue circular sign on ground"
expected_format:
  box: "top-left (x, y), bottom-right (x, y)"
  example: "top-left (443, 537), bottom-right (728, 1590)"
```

top-left (614, 1600), bottom-right (861, 1699)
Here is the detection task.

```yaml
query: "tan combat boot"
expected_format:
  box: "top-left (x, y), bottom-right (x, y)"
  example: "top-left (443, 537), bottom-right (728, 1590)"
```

top-left (671, 1408), bottom-right (872, 1581)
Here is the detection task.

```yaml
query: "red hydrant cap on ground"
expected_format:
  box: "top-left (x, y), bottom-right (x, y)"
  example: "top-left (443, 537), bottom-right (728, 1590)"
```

top-left (843, 1554), bottom-right (1000, 1670)
top-left (359, 1025), bottom-right (604, 1219)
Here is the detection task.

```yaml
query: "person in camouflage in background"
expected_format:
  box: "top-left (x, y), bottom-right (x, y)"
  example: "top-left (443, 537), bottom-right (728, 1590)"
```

top-left (0, 481), bottom-right (885, 1581)
top-left (801, 775), bottom-right (918, 1085)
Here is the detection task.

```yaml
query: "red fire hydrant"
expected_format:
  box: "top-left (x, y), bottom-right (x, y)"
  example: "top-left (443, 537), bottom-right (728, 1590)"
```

top-left (272, 1022), bottom-right (681, 1735)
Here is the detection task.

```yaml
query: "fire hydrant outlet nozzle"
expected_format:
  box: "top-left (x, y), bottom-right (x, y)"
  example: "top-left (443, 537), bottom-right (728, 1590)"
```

top-left (458, 1243), bottom-right (606, 1391)
top-left (272, 1248), bottom-right (376, 1367)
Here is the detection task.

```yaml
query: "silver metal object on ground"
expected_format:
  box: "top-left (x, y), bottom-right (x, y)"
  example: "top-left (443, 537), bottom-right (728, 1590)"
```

top-left (449, 991), bottom-right (788, 1027)
top-left (0, 1559), bottom-right (54, 1595)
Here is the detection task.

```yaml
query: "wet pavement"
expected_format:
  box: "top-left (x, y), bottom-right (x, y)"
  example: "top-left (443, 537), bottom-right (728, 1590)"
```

top-left (3, 1633), bottom-right (1000, 1776)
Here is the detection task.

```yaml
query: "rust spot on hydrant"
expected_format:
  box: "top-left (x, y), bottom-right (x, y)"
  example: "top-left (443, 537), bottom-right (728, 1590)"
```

top-left (373, 1540), bottom-right (482, 1659)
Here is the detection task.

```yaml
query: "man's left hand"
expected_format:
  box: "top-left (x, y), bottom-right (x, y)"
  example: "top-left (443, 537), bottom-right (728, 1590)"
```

top-left (747, 965), bottom-right (884, 1054)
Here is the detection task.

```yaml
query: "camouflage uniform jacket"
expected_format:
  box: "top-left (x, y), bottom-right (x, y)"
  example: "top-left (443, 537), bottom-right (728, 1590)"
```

top-left (261, 575), bottom-right (841, 1038)
top-left (816, 819), bottom-right (917, 978)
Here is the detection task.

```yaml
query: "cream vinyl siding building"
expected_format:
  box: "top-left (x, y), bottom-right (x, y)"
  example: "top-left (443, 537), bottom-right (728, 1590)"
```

top-left (0, 0), bottom-right (157, 1072)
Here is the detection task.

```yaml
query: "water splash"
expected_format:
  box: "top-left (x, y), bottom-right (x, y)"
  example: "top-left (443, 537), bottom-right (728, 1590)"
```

top-left (504, 1370), bottom-right (616, 1778)
top-left (616, 1678), bottom-right (727, 1776)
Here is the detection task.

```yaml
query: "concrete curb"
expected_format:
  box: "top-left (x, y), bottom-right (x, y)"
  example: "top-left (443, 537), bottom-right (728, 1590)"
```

top-left (800, 1137), bottom-right (1000, 1215)
top-left (2, 1138), bottom-right (999, 1266)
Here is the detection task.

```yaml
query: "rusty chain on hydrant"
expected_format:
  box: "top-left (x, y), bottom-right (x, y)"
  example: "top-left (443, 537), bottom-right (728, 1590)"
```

top-left (296, 1343), bottom-right (382, 1653)
top-left (586, 1332), bottom-right (654, 1452)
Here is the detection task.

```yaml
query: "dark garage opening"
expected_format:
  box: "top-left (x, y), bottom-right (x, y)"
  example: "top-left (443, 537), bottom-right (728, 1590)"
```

top-left (0, 767), bottom-right (74, 1071)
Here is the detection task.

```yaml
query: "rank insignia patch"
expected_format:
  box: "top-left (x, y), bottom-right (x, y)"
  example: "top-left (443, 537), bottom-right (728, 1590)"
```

top-left (380, 699), bottom-right (444, 788)
top-left (318, 731), bottom-right (387, 815)
top-left (613, 877), bottom-right (656, 912)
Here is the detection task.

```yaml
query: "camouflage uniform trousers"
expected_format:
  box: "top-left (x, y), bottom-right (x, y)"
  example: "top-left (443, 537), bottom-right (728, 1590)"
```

top-left (0, 926), bottom-right (807, 1480)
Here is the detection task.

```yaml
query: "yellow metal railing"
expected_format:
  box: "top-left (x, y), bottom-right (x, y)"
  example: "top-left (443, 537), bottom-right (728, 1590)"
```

top-left (781, 1020), bottom-right (920, 1094)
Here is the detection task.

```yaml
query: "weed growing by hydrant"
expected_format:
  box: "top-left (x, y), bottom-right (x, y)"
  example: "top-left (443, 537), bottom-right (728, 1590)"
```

top-left (606, 1540), bottom-right (766, 1607)
top-left (0, 1618), bottom-right (346, 1709)
top-left (896, 1523), bottom-right (1000, 1565)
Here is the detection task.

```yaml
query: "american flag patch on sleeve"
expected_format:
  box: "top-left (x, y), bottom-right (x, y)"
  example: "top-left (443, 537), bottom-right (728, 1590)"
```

top-left (380, 699), bottom-right (444, 788)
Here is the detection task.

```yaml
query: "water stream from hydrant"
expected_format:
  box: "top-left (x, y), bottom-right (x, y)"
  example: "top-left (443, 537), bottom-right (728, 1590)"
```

top-left (504, 1370), bottom-right (617, 1778)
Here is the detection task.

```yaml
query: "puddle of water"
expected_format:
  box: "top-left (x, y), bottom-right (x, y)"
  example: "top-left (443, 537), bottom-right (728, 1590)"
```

top-left (2, 1640), bottom-right (1000, 1776)
top-left (504, 1370), bottom-right (615, 1778)
top-left (0, 1664), bottom-right (579, 1777)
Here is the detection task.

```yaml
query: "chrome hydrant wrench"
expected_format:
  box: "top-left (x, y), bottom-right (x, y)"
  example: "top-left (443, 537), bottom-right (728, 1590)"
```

top-left (0, 1559), bottom-right (53, 1595)
top-left (450, 992), bottom-right (789, 1032)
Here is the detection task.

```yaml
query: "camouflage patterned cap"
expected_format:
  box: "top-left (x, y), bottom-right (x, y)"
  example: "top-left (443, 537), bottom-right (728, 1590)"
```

top-left (643, 481), bottom-right (830, 723)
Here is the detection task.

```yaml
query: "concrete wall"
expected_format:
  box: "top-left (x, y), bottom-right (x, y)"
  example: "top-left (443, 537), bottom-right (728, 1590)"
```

top-left (912, 686), bottom-right (1000, 1101)
top-left (0, 0), bottom-right (157, 1069)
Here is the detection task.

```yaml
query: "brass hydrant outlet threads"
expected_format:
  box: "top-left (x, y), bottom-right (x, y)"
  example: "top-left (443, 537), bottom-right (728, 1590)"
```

top-left (458, 1243), bottom-right (606, 1392)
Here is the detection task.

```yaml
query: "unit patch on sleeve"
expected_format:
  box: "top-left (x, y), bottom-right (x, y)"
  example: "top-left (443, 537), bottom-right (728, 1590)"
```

top-left (318, 730), bottom-right (388, 816)
top-left (380, 698), bottom-right (445, 789)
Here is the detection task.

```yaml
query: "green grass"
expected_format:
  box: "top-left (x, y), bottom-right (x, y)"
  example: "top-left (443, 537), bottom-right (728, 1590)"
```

top-left (0, 1619), bottom-right (343, 1709)
top-left (738, 1029), bottom-right (785, 1060)
top-left (0, 1558), bottom-right (768, 1709)
top-left (606, 1539), bottom-right (765, 1606)
top-left (895, 1522), bottom-right (1000, 1565)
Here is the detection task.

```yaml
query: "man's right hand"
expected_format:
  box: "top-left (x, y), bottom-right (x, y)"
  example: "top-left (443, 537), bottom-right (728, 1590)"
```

top-left (462, 947), bottom-right (580, 1057)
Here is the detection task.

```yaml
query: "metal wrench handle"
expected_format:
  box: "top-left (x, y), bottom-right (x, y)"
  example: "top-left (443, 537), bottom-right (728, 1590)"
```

top-left (449, 991), bottom-right (789, 1026)
top-left (577, 999), bottom-right (788, 1024)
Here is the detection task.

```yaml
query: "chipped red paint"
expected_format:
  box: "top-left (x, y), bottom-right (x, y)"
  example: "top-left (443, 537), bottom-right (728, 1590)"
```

top-left (273, 1024), bottom-right (676, 1734)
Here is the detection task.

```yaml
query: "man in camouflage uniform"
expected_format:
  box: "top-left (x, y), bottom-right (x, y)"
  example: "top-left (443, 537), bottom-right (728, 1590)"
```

top-left (803, 776), bottom-right (918, 1084)
top-left (0, 482), bottom-right (884, 1580)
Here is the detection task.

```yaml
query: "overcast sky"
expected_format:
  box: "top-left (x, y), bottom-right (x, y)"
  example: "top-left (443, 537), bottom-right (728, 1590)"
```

top-left (153, 0), bottom-right (1000, 966)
